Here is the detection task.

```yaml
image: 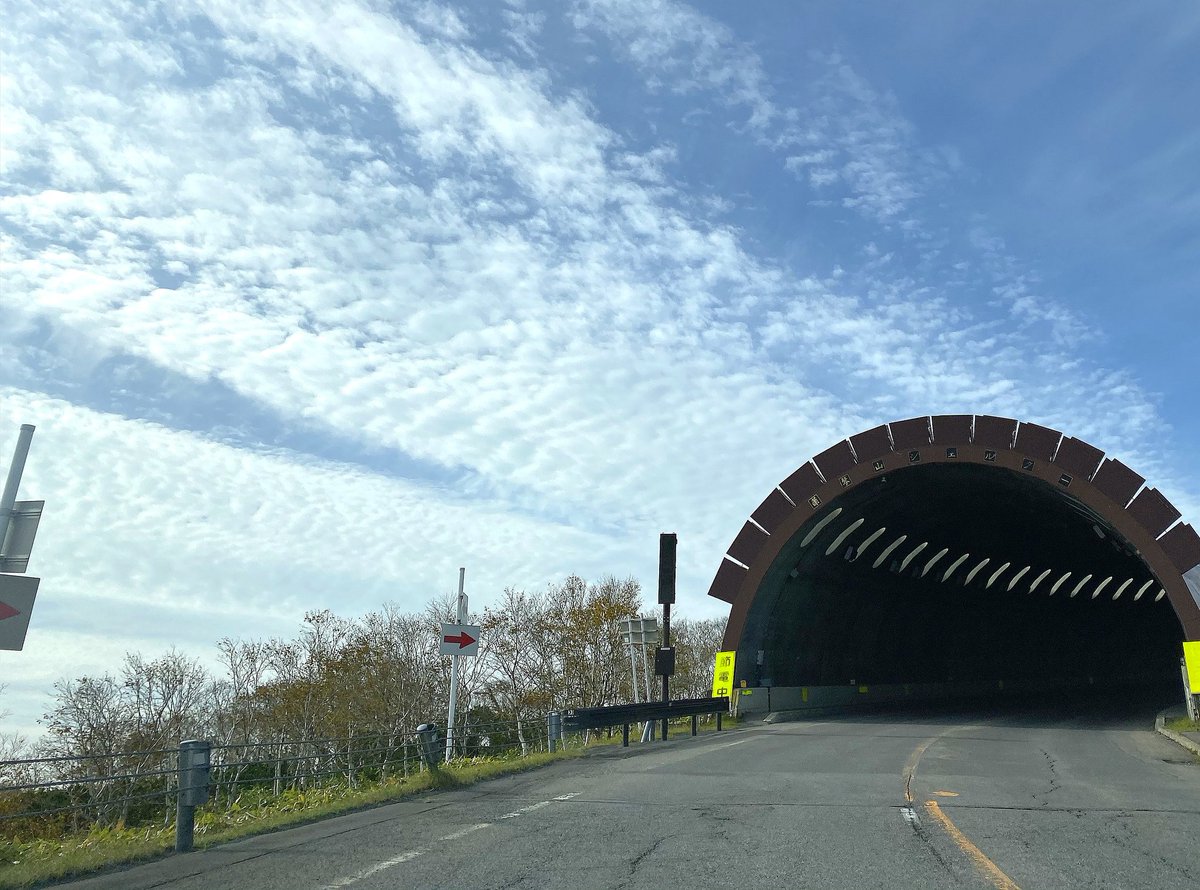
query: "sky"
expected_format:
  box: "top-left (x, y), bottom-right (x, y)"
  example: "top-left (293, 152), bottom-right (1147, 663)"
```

top-left (2, 0), bottom-right (1198, 740)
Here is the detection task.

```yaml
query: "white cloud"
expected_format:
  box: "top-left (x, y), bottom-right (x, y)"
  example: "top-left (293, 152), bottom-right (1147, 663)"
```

top-left (2, 0), bottom-right (1197, 737)
top-left (571, 0), bottom-right (775, 129)
top-left (0, 385), bottom-right (642, 737)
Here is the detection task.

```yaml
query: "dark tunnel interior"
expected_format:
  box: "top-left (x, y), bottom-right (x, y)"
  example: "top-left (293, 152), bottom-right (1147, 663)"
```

top-left (737, 462), bottom-right (1185, 693)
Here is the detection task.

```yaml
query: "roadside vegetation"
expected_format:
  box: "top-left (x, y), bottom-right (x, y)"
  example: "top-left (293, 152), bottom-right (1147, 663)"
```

top-left (0, 714), bottom-right (733, 889)
top-left (1, 575), bottom-right (727, 888)
top-left (0, 746), bottom-right (577, 888)
top-left (1165, 716), bottom-right (1200, 734)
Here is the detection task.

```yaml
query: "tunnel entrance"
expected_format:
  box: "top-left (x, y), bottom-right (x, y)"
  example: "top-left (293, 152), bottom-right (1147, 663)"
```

top-left (707, 415), bottom-right (1200, 708)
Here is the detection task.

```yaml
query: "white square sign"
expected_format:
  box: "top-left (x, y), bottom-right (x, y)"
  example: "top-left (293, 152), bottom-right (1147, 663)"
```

top-left (440, 623), bottom-right (480, 657)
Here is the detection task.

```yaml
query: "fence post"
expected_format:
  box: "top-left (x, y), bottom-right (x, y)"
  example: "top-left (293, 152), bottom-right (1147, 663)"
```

top-left (415, 724), bottom-right (441, 771)
top-left (175, 739), bottom-right (211, 853)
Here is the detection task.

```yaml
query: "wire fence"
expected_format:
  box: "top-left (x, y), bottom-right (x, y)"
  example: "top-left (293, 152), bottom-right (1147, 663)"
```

top-left (0, 714), bottom-right (563, 839)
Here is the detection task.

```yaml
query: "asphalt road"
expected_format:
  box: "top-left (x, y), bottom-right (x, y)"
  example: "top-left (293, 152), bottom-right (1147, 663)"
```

top-left (64, 698), bottom-right (1200, 890)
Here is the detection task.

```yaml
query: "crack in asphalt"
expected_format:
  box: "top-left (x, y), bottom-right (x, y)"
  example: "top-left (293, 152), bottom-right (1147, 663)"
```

top-left (1099, 811), bottom-right (1200, 884)
top-left (1032, 748), bottom-right (1061, 808)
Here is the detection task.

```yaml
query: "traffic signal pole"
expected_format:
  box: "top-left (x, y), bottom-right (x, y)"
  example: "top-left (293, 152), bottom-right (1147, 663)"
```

top-left (658, 533), bottom-right (676, 740)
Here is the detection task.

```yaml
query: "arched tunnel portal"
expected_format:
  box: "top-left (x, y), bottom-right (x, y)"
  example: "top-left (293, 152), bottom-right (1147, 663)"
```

top-left (707, 415), bottom-right (1200, 709)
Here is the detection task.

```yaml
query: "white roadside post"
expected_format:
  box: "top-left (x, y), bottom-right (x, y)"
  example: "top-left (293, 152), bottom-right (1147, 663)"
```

top-left (446, 567), bottom-right (466, 763)
top-left (439, 569), bottom-right (480, 763)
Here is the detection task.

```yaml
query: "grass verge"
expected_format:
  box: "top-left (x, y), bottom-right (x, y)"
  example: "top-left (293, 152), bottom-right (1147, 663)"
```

top-left (0, 748), bottom-right (579, 889)
top-left (1, 718), bottom-right (740, 888)
top-left (1165, 716), bottom-right (1200, 734)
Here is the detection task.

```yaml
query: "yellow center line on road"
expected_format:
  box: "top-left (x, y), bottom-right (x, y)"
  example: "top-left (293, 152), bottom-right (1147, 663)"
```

top-left (923, 800), bottom-right (1021, 890)
top-left (902, 735), bottom-right (940, 803)
top-left (902, 723), bottom-right (980, 801)
top-left (902, 727), bottom-right (1021, 890)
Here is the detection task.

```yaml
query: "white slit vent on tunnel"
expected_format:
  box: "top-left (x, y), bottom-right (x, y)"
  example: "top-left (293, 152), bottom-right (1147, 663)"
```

top-left (941, 552), bottom-right (971, 583)
top-left (921, 547), bottom-right (950, 578)
top-left (1029, 569), bottom-right (1053, 594)
top-left (964, 557), bottom-right (991, 586)
top-left (873, 534), bottom-right (908, 569)
top-left (986, 562), bottom-right (1012, 589)
top-left (800, 508), bottom-right (844, 548)
top-left (853, 527), bottom-right (888, 561)
top-left (825, 518), bottom-right (866, 557)
top-left (900, 542), bottom-right (929, 573)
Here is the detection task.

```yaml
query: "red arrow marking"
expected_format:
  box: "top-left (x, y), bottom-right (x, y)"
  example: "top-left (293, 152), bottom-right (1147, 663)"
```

top-left (0, 601), bottom-right (19, 622)
top-left (443, 631), bottom-right (476, 649)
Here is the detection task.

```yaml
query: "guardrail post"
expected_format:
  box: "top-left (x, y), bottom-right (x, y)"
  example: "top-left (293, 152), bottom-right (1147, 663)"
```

top-left (546, 712), bottom-right (561, 753)
top-left (415, 723), bottom-right (441, 770)
top-left (175, 739), bottom-right (211, 853)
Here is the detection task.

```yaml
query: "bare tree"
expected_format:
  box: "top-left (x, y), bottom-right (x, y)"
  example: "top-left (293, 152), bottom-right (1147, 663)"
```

top-left (669, 616), bottom-right (727, 699)
top-left (481, 587), bottom-right (556, 753)
top-left (0, 682), bottom-right (33, 783)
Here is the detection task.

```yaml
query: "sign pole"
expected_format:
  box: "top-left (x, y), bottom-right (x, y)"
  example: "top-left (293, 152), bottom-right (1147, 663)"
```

top-left (624, 621), bottom-right (640, 704)
top-left (445, 567), bottom-right (466, 763)
top-left (0, 425), bottom-right (35, 558)
top-left (639, 620), bottom-right (655, 742)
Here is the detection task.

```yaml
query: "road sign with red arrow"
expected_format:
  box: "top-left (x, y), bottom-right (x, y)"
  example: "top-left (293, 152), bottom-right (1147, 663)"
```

top-left (0, 574), bottom-right (39, 651)
top-left (439, 622), bottom-right (480, 657)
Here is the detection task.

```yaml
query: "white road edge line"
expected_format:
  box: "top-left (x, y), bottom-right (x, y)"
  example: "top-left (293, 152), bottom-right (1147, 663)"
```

top-left (500, 791), bottom-right (580, 819)
top-left (322, 823), bottom-right (491, 889)
top-left (322, 793), bottom-right (581, 888)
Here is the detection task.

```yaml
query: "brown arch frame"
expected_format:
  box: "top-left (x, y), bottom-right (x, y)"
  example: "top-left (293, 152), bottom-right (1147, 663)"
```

top-left (708, 414), bottom-right (1200, 649)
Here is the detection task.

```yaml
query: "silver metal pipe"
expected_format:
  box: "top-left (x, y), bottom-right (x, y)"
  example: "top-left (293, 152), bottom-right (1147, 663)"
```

top-left (0, 425), bottom-right (35, 556)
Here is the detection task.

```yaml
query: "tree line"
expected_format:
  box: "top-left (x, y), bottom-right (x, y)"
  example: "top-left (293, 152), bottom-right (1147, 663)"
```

top-left (2, 575), bottom-right (725, 772)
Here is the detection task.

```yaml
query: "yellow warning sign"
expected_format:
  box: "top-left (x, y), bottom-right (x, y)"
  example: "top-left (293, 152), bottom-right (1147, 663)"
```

top-left (1184, 641), bottom-right (1200, 694)
top-left (712, 650), bottom-right (736, 699)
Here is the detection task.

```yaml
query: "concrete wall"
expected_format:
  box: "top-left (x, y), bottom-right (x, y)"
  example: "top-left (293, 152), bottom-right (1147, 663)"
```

top-left (734, 675), bottom-right (1163, 719)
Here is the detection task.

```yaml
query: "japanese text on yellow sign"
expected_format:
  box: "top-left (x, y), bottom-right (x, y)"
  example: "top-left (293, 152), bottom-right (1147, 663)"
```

top-left (712, 650), bottom-right (736, 699)
top-left (1184, 641), bottom-right (1200, 694)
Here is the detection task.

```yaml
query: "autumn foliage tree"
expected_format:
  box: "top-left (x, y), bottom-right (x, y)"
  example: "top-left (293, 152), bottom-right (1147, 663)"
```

top-left (15, 576), bottom-right (725, 765)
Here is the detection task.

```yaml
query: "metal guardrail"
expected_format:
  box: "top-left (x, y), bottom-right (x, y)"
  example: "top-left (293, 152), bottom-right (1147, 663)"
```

top-left (563, 696), bottom-right (729, 746)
